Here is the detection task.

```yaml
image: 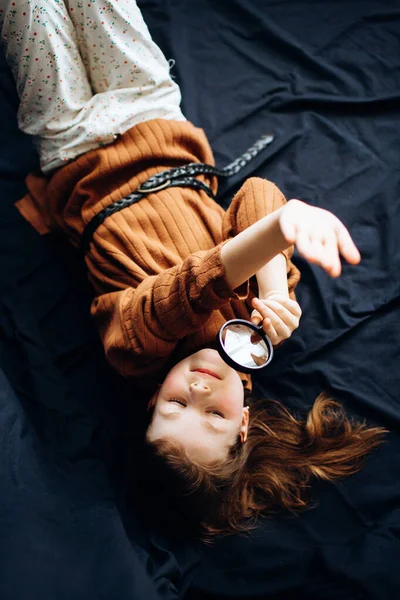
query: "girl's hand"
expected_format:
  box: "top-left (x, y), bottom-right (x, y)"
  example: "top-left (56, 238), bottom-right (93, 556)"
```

top-left (250, 292), bottom-right (302, 346)
top-left (279, 200), bottom-right (361, 277)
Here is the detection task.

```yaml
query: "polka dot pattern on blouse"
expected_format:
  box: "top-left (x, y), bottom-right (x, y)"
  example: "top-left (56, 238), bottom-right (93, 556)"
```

top-left (0, 0), bottom-right (185, 173)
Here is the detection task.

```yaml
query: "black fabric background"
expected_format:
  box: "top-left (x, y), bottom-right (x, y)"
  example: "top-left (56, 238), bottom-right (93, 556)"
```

top-left (0, 0), bottom-right (399, 598)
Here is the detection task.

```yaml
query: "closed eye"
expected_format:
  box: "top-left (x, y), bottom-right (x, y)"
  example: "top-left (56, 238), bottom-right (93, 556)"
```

top-left (168, 398), bottom-right (186, 407)
top-left (167, 399), bottom-right (223, 417)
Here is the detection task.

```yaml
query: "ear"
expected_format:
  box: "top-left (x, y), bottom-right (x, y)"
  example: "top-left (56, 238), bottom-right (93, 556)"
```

top-left (240, 406), bottom-right (250, 443)
top-left (147, 386), bottom-right (161, 412)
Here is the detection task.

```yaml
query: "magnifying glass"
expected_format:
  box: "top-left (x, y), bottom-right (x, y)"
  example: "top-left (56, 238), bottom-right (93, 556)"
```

top-left (217, 319), bottom-right (274, 373)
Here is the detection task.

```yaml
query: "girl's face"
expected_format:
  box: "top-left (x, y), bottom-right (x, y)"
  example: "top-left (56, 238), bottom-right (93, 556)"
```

top-left (146, 349), bottom-right (249, 464)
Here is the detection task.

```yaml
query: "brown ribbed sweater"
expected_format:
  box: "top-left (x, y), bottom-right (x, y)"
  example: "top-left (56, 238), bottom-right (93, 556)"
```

top-left (16, 119), bottom-right (300, 392)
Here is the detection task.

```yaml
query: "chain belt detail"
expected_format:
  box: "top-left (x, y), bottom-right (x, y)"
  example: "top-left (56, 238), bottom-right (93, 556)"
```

top-left (79, 133), bottom-right (274, 255)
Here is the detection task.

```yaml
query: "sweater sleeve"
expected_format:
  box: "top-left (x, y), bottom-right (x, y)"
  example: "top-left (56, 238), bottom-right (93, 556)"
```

top-left (91, 243), bottom-right (249, 378)
top-left (91, 176), bottom-right (299, 378)
top-left (222, 177), bottom-right (301, 298)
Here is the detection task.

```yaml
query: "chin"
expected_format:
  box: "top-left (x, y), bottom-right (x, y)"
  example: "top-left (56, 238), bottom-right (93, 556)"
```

top-left (194, 348), bottom-right (224, 363)
top-left (190, 348), bottom-right (240, 379)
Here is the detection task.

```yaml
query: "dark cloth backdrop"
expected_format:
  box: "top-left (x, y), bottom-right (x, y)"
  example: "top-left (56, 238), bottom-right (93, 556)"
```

top-left (0, 0), bottom-right (399, 598)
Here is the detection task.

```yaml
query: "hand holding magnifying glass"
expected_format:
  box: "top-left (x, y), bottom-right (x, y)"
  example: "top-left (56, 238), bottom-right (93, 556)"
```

top-left (250, 294), bottom-right (302, 346)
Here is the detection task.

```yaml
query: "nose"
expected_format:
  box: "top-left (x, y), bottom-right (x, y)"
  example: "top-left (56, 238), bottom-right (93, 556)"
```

top-left (189, 380), bottom-right (212, 395)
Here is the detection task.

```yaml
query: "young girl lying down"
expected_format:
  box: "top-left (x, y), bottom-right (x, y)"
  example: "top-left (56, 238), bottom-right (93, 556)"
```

top-left (1, 0), bottom-right (384, 537)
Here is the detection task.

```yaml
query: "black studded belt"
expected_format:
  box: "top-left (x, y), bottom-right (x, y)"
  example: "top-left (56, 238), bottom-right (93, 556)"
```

top-left (79, 133), bottom-right (274, 255)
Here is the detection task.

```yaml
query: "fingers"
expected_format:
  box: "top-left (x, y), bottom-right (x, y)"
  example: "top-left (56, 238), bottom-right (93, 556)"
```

top-left (281, 200), bottom-right (361, 277)
top-left (251, 297), bottom-right (301, 345)
top-left (253, 311), bottom-right (280, 345)
top-left (265, 294), bottom-right (302, 317)
top-left (336, 223), bottom-right (361, 265)
top-left (250, 308), bottom-right (263, 326)
top-left (321, 233), bottom-right (341, 277)
top-left (295, 231), bottom-right (323, 265)
top-left (252, 296), bottom-right (301, 323)
top-left (296, 231), bottom-right (341, 277)
top-left (262, 298), bottom-right (301, 331)
top-left (251, 299), bottom-right (275, 341)
top-left (261, 317), bottom-right (283, 345)
top-left (300, 225), bottom-right (360, 276)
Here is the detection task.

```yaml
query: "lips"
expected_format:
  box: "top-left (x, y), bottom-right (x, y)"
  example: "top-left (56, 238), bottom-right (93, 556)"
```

top-left (192, 369), bottom-right (221, 380)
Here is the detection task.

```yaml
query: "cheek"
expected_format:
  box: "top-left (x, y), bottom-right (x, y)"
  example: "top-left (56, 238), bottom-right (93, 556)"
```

top-left (217, 380), bottom-right (244, 418)
top-left (159, 371), bottom-right (184, 398)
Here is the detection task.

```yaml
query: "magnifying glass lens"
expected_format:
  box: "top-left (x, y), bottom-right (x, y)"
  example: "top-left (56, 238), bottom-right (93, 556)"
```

top-left (217, 320), bottom-right (273, 372)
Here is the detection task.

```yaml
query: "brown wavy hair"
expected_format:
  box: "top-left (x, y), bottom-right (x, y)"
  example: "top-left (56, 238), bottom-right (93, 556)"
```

top-left (141, 393), bottom-right (386, 541)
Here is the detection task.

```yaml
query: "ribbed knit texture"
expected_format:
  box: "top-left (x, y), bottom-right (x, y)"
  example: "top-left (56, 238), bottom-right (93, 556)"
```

top-left (16, 118), bottom-right (300, 391)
